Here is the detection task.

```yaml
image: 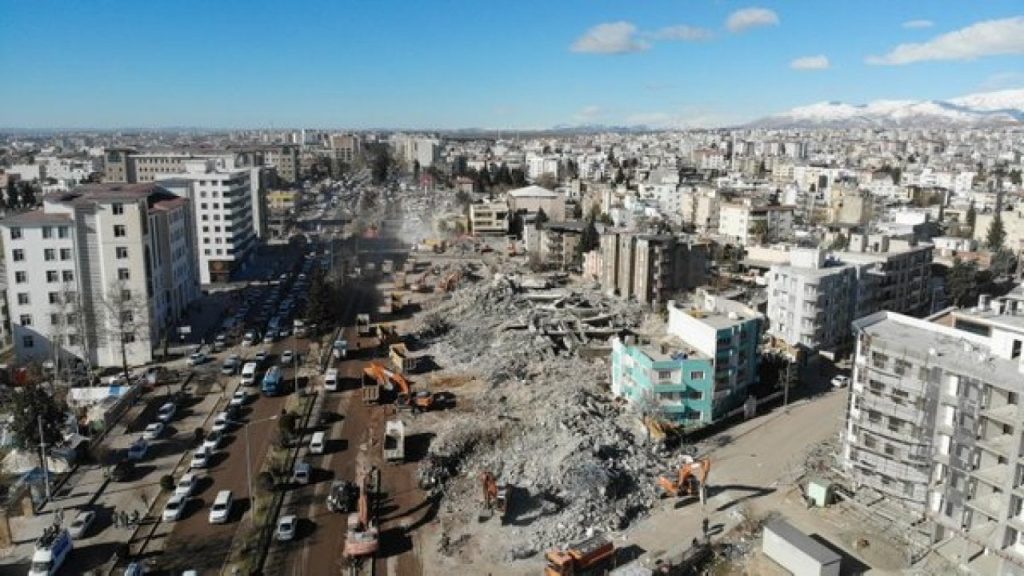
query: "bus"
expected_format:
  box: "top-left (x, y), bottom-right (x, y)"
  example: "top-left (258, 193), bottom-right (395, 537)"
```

top-left (261, 365), bottom-right (284, 396)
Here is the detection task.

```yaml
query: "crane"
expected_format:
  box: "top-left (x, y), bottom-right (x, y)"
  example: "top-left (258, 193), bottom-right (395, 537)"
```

top-left (657, 456), bottom-right (711, 504)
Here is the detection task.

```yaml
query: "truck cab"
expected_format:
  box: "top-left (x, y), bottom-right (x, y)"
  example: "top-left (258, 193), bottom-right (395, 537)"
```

top-left (29, 527), bottom-right (72, 576)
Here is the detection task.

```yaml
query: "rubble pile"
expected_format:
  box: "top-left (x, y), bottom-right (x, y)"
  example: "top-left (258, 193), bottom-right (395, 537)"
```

top-left (415, 271), bottom-right (670, 560)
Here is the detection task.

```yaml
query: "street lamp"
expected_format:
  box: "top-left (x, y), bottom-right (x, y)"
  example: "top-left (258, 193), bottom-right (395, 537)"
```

top-left (228, 414), bottom-right (278, 524)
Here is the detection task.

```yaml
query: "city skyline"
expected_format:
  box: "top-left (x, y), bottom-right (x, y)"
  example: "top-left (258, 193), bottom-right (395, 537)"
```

top-left (1, 0), bottom-right (1023, 130)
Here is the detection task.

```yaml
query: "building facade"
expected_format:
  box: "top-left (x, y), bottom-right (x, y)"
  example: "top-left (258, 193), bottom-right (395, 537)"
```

top-left (601, 231), bottom-right (708, 306)
top-left (0, 184), bottom-right (200, 369)
top-left (469, 201), bottom-right (509, 235)
top-left (719, 201), bottom-right (796, 246)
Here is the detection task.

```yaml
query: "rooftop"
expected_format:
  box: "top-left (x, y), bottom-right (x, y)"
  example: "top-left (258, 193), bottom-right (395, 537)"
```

top-left (0, 210), bottom-right (73, 227)
top-left (508, 185), bottom-right (559, 198)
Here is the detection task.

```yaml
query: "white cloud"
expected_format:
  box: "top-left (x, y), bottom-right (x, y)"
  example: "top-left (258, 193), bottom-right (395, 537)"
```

top-left (573, 105), bottom-right (603, 122)
top-left (868, 16), bottom-right (1024, 65)
top-left (979, 71), bottom-right (1024, 92)
top-left (902, 19), bottom-right (934, 29)
top-left (726, 7), bottom-right (780, 33)
top-left (651, 25), bottom-right (714, 42)
top-left (624, 108), bottom-right (735, 129)
top-left (571, 22), bottom-right (649, 54)
top-left (790, 55), bottom-right (830, 70)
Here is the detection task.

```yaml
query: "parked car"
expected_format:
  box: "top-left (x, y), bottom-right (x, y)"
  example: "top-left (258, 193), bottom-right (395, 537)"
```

top-left (162, 493), bottom-right (187, 522)
top-left (221, 355), bottom-right (241, 375)
top-left (242, 331), bottom-right (257, 346)
top-left (142, 422), bottom-right (165, 440)
top-left (174, 472), bottom-right (198, 497)
top-left (831, 375), bottom-right (851, 388)
top-left (276, 514), bottom-right (297, 541)
top-left (126, 438), bottom-right (149, 461)
top-left (157, 402), bottom-right (176, 423)
top-left (211, 412), bottom-right (231, 434)
top-left (203, 429), bottom-right (225, 452)
top-left (190, 446), bottom-right (212, 469)
top-left (188, 352), bottom-right (207, 366)
top-left (229, 389), bottom-right (249, 408)
top-left (291, 462), bottom-right (312, 485)
top-left (208, 490), bottom-right (233, 524)
top-left (68, 510), bottom-right (96, 539)
top-left (254, 351), bottom-right (270, 366)
top-left (280, 350), bottom-right (294, 366)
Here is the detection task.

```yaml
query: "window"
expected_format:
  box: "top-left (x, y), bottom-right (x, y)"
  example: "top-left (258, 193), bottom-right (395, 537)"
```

top-left (22, 335), bottom-right (34, 348)
top-left (113, 225), bottom-right (126, 237)
top-left (118, 268), bottom-right (130, 280)
top-left (201, 203), bottom-right (208, 210)
top-left (201, 215), bottom-right (208, 221)
top-left (48, 292), bottom-right (59, 304)
top-left (204, 249), bottom-right (211, 255)
top-left (57, 226), bottom-right (69, 239)
top-left (123, 333), bottom-right (136, 343)
top-left (121, 289), bottom-right (131, 302)
top-left (60, 248), bottom-right (72, 260)
top-left (44, 248), bottom-right (56, 261)
top-left (16, 293), bottom-right (29, 305)
top-left (116, 247), bottom-right (128, 259)
top-left (19, 314), bottom-right (32, 326)
top-left (67, 334), bottom-right (80, 346)
top-left (689, 370), bottom-right (705, 380)
top-left (62, 270), bottom-right (74, 282)
top-left (121, 310), bottom-right (134, 323)
top-left (112, 202), bottom-right (124, 215)
top-left (42, 227), bottom-right (53, 239)
top-left (10, 227), bottom-right (21, 239)
top-left (202, 226), bottom-right (209, 232)
top-left (14, 271), bottom-right (27, 284)
top-left (66, 312), bottom-right (77, 324)
top-left (11, 248), bottom-right (24, 262)
top-left (50, 313), bottom-right (60, 326)
top-left (46, 271), bottom-right (58, 282)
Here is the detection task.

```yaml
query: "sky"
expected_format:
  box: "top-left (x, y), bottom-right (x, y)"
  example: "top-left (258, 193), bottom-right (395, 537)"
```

top-left (0, 0), bottom-right (1022, 130)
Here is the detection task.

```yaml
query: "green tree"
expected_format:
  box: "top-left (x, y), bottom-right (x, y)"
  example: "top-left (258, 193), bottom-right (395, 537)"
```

top-left (9, 385), bottom-right (65, 451)
top-left (749, 220), bottom-right (770, 245)
top-left (966, 203), bottom-right (977, 234)
top-left (536, 172), bottom-right (558, 190)
top-left (369, 145), bottom-right (392, 184)
top-left (454, 190), bottom-right (472, 208)
top-left (305, 271), bottom-right (335, 326)
top-left (534, 208), bottom-right (548, 230)
top-left (828, 233), bottom-right (849, 251)
top-left (987, 212), bottom-right (1006, 250)
top-left (947, 257), bottom-right (978, 307)
top-left (990, 248), bottom-right (1017, 278)
top-left (573, 218), bottom-right (600, 264)
top-left (412, 159), bottom-right (421, 183)
top-left (160, 474), bottom-right (175, 491)
top-left (614, 168), bottom-right (625, 185)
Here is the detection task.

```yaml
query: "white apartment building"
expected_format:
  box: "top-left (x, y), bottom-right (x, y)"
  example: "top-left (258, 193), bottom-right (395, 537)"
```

top-left (843, 302), bottom-right (1024, 575)
top-left (526, 155), bottom-right (562, 180)
top-left (156, 160), bottom-right (256, 284)
top-left (469, 200), bottom-right (509, 235)
top-left (638, 183), bottom-right (682, 223)
top-left (0, 183), bottom-right (200, 369)
top-left (719, 201), bottom-right (795, 246)
top-left (680, 186), bottom-right (721, 233)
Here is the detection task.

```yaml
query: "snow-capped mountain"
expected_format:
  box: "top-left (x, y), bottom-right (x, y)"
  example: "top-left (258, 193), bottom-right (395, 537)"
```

top-left (748, 89), bottom-right (1024, 129)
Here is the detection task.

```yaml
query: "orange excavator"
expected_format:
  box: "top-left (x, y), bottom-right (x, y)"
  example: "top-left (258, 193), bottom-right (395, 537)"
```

top-left (343, 472), bottom-right (379, 559)
top-left (363, 361), bottom-right (436, 411)
top-left (657, 456), bottom-right (711, 503)
top-left (479, 471), bottom-right (508, 523)
top-left (545, 533), bottom-right (616, 576)
top-left (437, 270), bottom-right (461, 293)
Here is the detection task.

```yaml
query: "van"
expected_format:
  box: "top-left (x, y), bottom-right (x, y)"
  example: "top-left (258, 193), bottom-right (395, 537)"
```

top-left (292, 462), bottom-right (312, 485)
top-left (324, 369), bottom-right (338, 392)
top-left (240, 362), bottom-right (258, 386)
top-left (309, 431), bottom-right (325, 455)
top-left (208, 490), bottom-right (233, 524)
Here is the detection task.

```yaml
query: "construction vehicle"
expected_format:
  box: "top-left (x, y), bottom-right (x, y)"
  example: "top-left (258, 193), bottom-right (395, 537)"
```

top-left (421, 238), bottom-right (447, 253)
top-left (356, 314), bottom-right (372, 336)
top-left (343, 473), bottom-right (379, 559)
top-left (479, 471), bottom-right (508, 524)
top-left (383, 419), bottom-right (405, 462)
top-left (545, 533), bottom-right (616, 576)
top-left (394, 271), bottom-right (408, 290)
top-left (361, 363), bottom-right (384, 404)
top-left (363, 361), bottom-right (435, 410)
top-left (375, 324), bottom-right (401, 346)
top-left (657, 456), bottom-right (711, 503)
top-left (389, 343), bottom-right (417, 374)
top-left (437, 270), bottom-right (461, 293)
top-left (327, 479), bottom-right (356, 513)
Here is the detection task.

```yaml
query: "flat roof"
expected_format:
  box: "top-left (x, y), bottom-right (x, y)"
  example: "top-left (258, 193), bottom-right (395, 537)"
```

top-left (0, 210), bottom-right (73, 227)
top-left (765, 518), bottom-right (841, 565)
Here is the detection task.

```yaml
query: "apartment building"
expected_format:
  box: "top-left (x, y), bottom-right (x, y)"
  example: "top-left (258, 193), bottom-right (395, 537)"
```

top-left (155, 160), bottom-right (256, 283)
top-left (680, 186), bottom-right (721, 234)
top-left (329, 134), bottom-right (362, 163)
top-left (0, 183), bottom-right (200, 369)
top-left (469, 200), bottom-right (509, 235)
top-left (719, 200), bottom-right (796, 246)
top-left (611, 291), bottom-right (762, 426)
top-left (842, 302), bottom-right (1024, 575)
top-left (602, 231), bottom-right (708, 306)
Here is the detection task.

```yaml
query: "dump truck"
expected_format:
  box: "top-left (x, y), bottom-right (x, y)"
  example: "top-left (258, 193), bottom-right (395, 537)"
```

top-left (545, 533), bottom-right (616, 576)
top-left (389, 343), bottom-right (417, 374)
top-left (361, 364), bottom-right (383, 404)
top-left (356, 314), bottom-right (372, 336)
top-left (383, 419), bottom-right (405, 462)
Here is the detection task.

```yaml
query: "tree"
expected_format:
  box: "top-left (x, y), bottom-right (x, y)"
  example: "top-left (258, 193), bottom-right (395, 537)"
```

top-left (987, 212), bottom-right (1006, 250)
top-left (966, 203), bottom-right (977, 234)
top-left (160, 474), bottom-right (175, 491)
top-left (534, 208), bottom-right (548, 230)
top-left (368, 144), bottom-right (392, 184)
top-left (614, 168), bottom-right (625, 185)
top-left (257, 471), bottom-right (276, 492)
top-left (828, 233), bottom-right (849, 251)
top-left (305, 271), bottom-right (336, 327)
top-left (573, 218), bottom-right (600, 265)
top-left (536, 172), bottom-right (558, 190)
top-left (454, 190), bottom-right (472, 208)
top-left (9, 385), bottom-right (65, 451)
top-left (990, 248), bottom-right (1017, 278)
top-left (947, 257), bottom-right (978, 307)
top-left (101, 279), bottom-right (150, 379)
top-left (749, 221), bottom-right (770, 245)
top-left (412, 159), bottom-right (421, 183)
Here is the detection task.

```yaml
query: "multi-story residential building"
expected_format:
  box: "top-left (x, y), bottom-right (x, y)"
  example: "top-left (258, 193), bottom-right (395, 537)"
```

top-left (680, 185), bottom-right (721, 234)
top-left (611, 291), bottom-right (763, 426)
top-left (0, 183), bottom-right (200, 369)
top-left (259, 144), bottom-right (300, 184)
top-left (155, 160), bottom-right (256, 284)
top-left (469, 200), bottom-right (509, 236)
top-left (767, 240), bottom-right (933, 354)
top-left (842, 303), bottom-right (1024, 575)
top-left (719, 200), bottom-right (796, 246)
top-left (329, 134), bottom-right (362, 163)
top-left (602, 231), bottom-right (708, 306)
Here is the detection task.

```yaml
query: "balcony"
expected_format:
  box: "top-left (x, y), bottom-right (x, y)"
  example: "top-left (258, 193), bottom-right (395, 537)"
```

top-left (982, 405), bottom-right (1020, 427)
top-left (967, 492), bottom-right (1005, 520)
top-left (977, 434), bottom-right (1017, 458)
top-left (974, 463), bottom-right (1010, 488)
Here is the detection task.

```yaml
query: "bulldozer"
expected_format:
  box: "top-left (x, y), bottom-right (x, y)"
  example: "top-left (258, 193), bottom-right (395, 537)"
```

top-left (544, 533), bottom-right (615, 576)
top-left (478, 471), bottom-right (508, 524)
top-left (657, 456), bottom-right (711, 504)
top-left (343, 473), bottom-right (379, 560)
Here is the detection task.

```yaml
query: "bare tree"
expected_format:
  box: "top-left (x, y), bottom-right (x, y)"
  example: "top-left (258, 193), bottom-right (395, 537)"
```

top-left (101, 279), bottom-right (150, 379)
top-left (634, 387), bottom-right (667, 443)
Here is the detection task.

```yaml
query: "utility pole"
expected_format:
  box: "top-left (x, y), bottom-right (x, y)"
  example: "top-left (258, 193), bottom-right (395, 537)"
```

top-left (38, 415), bottom-right (51, 501)
top-left (783, 356), bottom-right (792, 408)
top-left (244, 422), bottom-right (253, 524)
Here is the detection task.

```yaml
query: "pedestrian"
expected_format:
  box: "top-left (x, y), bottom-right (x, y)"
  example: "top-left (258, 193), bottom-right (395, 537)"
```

top-left (120, 510), bottom-right (129, 529)
top-left (702, 516), bottom-right (710, 541)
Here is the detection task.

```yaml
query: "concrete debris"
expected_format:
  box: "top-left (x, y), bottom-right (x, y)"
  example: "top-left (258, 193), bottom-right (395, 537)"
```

top-left (413, 268), bottom-right (670, 562)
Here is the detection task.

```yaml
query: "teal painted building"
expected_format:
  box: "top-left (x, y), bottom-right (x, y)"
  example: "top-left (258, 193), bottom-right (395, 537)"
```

top-left (611, 337), bottom-right (715, 424)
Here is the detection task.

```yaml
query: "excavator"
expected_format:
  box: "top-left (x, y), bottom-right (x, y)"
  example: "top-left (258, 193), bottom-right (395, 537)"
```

top-left (362, 361), bottom-right (437, 411)
top-left (478, 471), bottom-right (508, 524)
top-left (657, 456), bottom-right (711, 503)
top-left (437, 269), bottom-right (461, 293)
top-left (544, 533), bottom-right (616, 576)
top-left (343, 473), bottom-right (379, 560)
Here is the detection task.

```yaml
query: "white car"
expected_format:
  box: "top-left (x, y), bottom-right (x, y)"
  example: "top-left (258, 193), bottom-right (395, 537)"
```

top-left (188, 352), bottom-right (207, 366)
top-left (190, 446), bottom-right (212, 469)
top-left (831, 375), bottom-right (851, 388)
top-left (202, 430), bottom-right (225, 452)
top-left (142, 422), bottom-right (165, 440)
top-left (280, 350), bottom-right (294, 365)
top-left (276, 514), bottom-right (297, 541)
top-left (221, 355), bottom-right (241, 375)
top-left (68, 510), bottom-right (95, 539)
top-left (211, 412), bottom-right (231, 434)
top-left (162, 493), bottom-right (187, 522)
top-left (229, 389), bottom-right (249, 408)
top-left (242, 331), bottom-right (257, 346)
top-left (157, 402), bottom-right (176, 423)
top-left (208, 490), bottom-right (233, 524)
top-left (174, 472), bottom-right (198, 497)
